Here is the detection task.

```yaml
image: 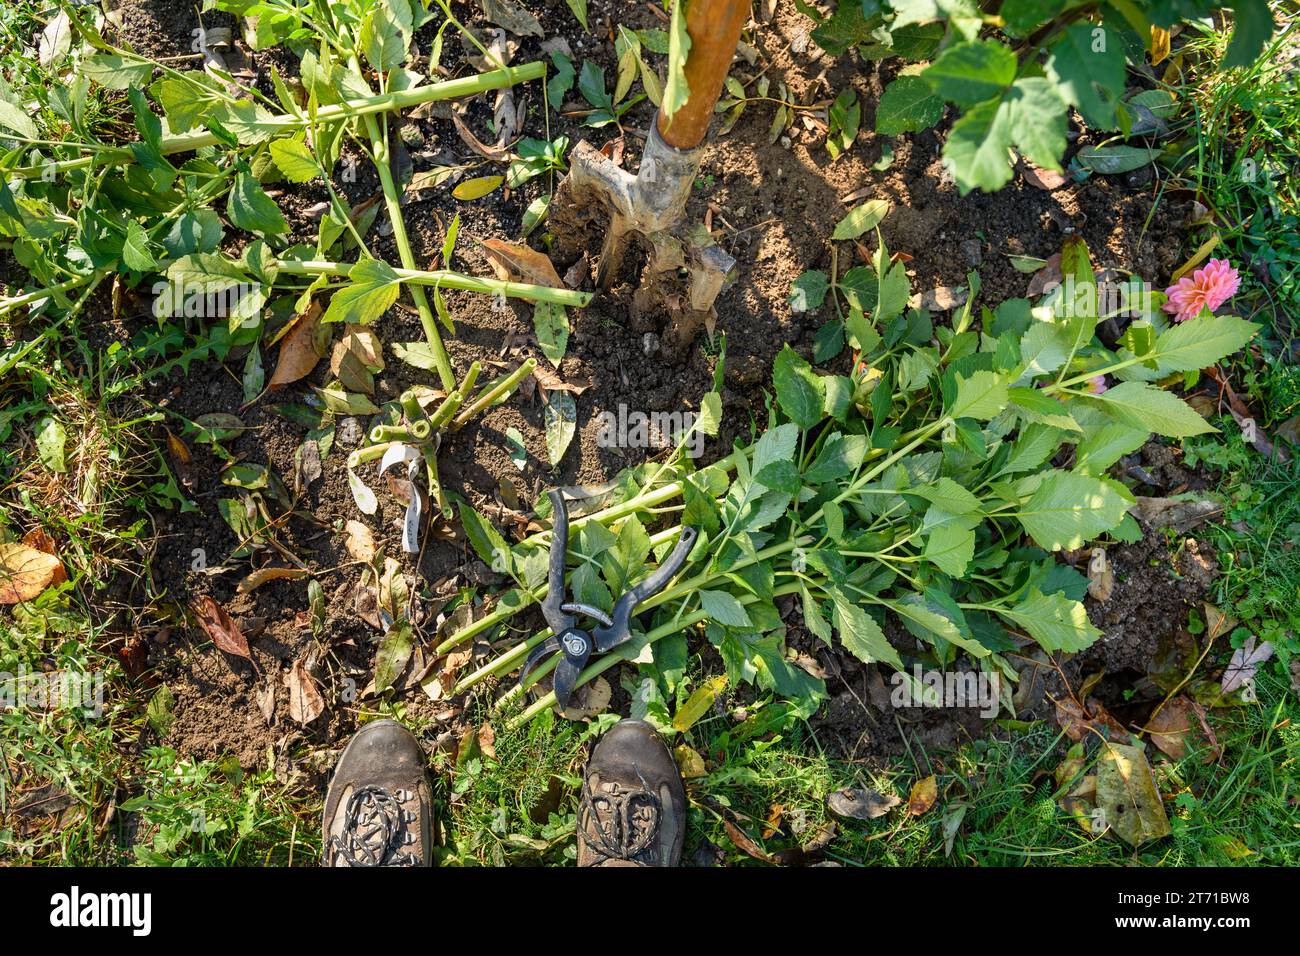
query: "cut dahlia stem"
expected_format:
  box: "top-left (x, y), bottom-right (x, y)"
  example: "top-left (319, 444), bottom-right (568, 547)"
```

top-left (503, 582), bottom-right (802, 727)
top-left (370, 423), bottom-right (419, 443)
top-left (276, 259), bottom-right (591, 308)
top-left (435, 526), bottom-right (685, 659)
top-left (452, 359), bottom-right (538, 430)
top-left (347, 442), bottom-right (396, 468)
top-left (12, 64), bottom-right (546, 179)
top-left (427, 389), bottom-right (466, 431)
top-left (452, 535), bottom-right (803, 696)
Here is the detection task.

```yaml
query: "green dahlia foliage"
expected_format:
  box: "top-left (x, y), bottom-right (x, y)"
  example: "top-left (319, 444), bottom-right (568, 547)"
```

top-left (450, 234), bottom-right (1257, 722)
top-left (804, 0), bottom-right (1278, 193)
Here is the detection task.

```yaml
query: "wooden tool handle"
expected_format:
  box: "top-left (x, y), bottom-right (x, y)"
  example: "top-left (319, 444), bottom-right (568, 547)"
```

top-left (655, 0), bottom-right (750, 150)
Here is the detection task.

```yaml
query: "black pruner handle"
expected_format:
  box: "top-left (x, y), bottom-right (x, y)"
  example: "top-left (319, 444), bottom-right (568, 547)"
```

top-left (540, 490), bottom-right (575, 636)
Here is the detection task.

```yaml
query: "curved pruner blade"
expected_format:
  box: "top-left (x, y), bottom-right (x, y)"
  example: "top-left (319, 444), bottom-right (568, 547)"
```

top-left (592, 526), bottom-right (699, 652)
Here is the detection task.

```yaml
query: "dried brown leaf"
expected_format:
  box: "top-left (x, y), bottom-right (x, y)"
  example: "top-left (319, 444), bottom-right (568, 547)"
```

top-left (191, 595), bottom-right (256, 668)
top-left (285, 657), bottom-right (325, 724)
top-left (481, 239), bottom-right (564, 287)
top-left (0, 542), bottom-right (65, 604)
top-left (827, 787), bottom-right (900, 821)
top-left (270, 301), bottom-right (324, 388)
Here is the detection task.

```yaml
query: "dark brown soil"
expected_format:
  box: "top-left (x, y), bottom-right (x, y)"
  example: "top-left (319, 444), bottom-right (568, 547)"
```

top-left (104, 0), bottom-right (1201, 770)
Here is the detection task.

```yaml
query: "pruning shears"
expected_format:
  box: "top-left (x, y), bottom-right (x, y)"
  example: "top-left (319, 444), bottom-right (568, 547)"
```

top-left (521, 490), bottom-right (698, 709)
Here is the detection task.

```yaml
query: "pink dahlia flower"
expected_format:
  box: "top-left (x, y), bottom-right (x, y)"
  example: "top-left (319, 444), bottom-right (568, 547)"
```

top-left (1163, 258), bottom-right (1240, 323)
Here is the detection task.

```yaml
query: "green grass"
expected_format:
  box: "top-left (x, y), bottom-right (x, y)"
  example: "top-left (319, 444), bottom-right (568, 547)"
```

top-left (1173, 13), bottom-right (1300, 341)
top-left (432, 667), bottom-right (1298, 866)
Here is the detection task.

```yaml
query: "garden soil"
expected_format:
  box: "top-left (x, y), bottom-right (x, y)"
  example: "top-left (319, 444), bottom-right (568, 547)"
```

top-left (104, 0), bottom-right (1209, 772)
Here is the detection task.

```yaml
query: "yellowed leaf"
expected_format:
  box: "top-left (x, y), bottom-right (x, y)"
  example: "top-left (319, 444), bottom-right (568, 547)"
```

top-left (452, 175), bottom-right (504, 201)
top-left (671, 675), bottom-right (727, 733)
top-left (907, 775), bottom-right (937, 816)
top-left (674, 744), bottom-right (707, 778)
top-left (1171, 232), bottom-right (1220, 282)
top-left (345, 520), bottom-right (376, 562)
top-left (1150, 26), bottom-right (1170, 65)
top-left (237, 566), bottom-right (310, 593)
top-left (0, 542), bottom-right (64, 604)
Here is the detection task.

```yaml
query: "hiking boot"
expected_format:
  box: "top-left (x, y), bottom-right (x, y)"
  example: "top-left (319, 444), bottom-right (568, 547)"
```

top-left (322, 719), bottom-right (432, 867)
top-left (577, 719), bottom-right (686, 866)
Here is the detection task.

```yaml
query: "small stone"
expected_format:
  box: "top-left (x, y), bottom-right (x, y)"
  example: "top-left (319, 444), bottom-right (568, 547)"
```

top-left (642, 332), bottom-right (660, 357)
top-left (960, 239), bottom-right (983, 266)
top-left (338, 417), bottom-right (363, 449)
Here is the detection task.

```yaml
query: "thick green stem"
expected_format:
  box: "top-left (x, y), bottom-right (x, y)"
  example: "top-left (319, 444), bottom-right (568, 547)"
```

top-left (13, 64), bottom-right (546, 179)
top-left (455, 535), bottom-right (801, 694)
top-left (452, 359), bottom-right (537, 429)
top-left (277, 259), bottom-right (591, 307)
top-left (0, 275), bottom-right (91, 317)
top-left (421, 441), bottom-right (450, 517)
top-left (344, 55), bottom-right (456, 393)
top-left (504, 583), bottom-right (802, 726)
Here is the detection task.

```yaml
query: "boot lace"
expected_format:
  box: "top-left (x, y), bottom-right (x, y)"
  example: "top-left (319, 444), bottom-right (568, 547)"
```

top-left (578, 778), bottom-right (663, 864)
top-left (327, 785), bottom-right (419, 867)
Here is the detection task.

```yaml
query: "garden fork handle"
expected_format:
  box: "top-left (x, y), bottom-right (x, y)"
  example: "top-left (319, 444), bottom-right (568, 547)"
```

top-left (656, 0), bottom-right (751, 150)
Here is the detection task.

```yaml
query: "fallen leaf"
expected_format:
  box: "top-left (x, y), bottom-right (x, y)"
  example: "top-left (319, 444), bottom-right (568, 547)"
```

top-left (285, 657), bottom-right (325, 724)
top-left (941, 801), bottom-right (969, 855)
top-left (1221, 635), bottom-right (1274, 695)
top-left (21, 528), bottom-right (59, 555)
top-left (191, 595), bottom-right (257, 670)
top-left (374, 621), bottom-right (415, 693)
top-left (530, 363), bottom-right (591, 397)
top-left (827, 787), bottom-right (900, 820)
top-left (452, 174), bottom-right (504, 200)
top-left (672, 675), bottom-right (727, 733)
top-left (916, 286), bottom-right (967, 312)
top-left (721, 816), bottom-right (773, 863)
top-left (477, 722), bottom-right (497, 760)
top-left (1133, 495), bottom-right (1223, 533)
top-left (237, 566), bottom-right (310, 593)
top-left (763, 804), bottom-right (784, 839)
top-left (1021, 162), bottom-right (1067, 190)
top-left (1147, 696), bottom-right (1198, 760)
top-left (270, 301), bottom-right (324, 388)
top-left (1026, 253), bottom-right (1063, 296)
top-left (481, 239), bottom-right (564, 287)
top-left (480, 0), bottom-right (543, 37)
top-left (1054, 695), bottom-right (1128, 741)
top-left (117, 637), bottom-right (150, 682)
top-left (1095, 740), bottom-right (1172, 846)
top-left (451, 110), bottom-right (512, 162)
top-left (1087, 547), bottom-right (1114, 601)
top-left (557, 675), bottom-right (611, 720)
top-left (907, 775), bottom-right (937, 815)
top-left (0, 542), bottom-right (66, 604)
top-left (674, 744), bottom-right (707, 778)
